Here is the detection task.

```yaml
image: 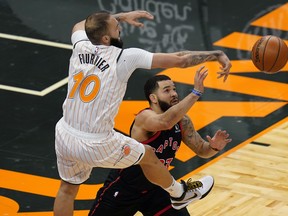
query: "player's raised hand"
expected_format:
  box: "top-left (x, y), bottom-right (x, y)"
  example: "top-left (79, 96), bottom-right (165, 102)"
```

top-left (118, 10), bottom-right (154, 27)
top-left (193, 65), bottom-right (208, 94)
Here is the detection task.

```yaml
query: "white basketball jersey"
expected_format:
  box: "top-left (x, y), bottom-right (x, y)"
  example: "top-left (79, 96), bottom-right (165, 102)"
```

top-left (62, 30), bottom-right (153, 133)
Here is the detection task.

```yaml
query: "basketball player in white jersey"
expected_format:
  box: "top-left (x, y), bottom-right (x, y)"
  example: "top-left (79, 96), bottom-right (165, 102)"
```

top-left (53, 10), bottom-right (232, 216)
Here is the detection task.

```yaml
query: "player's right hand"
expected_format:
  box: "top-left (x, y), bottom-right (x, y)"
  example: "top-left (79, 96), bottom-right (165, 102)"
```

top-left (193, 66), bottom-right (208, 94)
top-left (122, 10), bottom-right (154, 27)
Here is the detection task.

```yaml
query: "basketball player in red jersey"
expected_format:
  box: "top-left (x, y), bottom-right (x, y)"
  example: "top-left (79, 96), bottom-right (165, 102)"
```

top-left (89, 71), bottom-right (232, 216)
top-left (54, 10), bottom-right (232, 216)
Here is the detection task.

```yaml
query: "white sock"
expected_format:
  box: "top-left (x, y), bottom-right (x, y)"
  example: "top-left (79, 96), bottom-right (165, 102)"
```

top-left (164, 177), bottom-right (184, 198)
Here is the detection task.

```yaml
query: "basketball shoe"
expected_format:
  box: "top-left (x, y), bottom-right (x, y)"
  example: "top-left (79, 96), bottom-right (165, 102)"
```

top-left (170, 175), bottom-right (214, 210)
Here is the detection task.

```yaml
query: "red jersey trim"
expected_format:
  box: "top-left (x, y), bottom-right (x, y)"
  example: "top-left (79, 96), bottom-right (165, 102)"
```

top-left (142, 131), bottom-right (162, 144)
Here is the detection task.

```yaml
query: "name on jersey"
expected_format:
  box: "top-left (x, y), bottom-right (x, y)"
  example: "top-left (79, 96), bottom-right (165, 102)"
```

top-left (78, 53), bottom-right (110, 72)
top-left (153, 137), bottom-right (179, 154)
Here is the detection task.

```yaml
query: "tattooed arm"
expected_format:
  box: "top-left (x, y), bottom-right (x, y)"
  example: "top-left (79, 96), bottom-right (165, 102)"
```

top-left (180, 115), bottom-right (232, 158)
top-left (152, 50), bottom-right (231, 82)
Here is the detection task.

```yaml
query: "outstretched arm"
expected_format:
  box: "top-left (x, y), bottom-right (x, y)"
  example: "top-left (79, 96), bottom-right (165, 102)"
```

top-left (152, 50), bottom-right (232, 82)
top-left (176, 50), bottom-right (231, 82)
top-left (181, 115), bottom-right (232, 158)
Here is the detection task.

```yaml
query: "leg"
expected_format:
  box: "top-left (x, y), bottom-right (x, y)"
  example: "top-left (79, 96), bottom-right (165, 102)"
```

top-left (96, 132), bottom-right (213, 210)
top-left (138, 145), bottom-right (214, 210)
top-left (53, 180), bottom-right (80, 216)
top-left (139, 145), bottom-right (173, 188)
top-left (140, 187), bottom-right (190, 216)
top-left (54, 120), bottom-right (91, 216)
top-left (89, 177), bottom-right (139, 216)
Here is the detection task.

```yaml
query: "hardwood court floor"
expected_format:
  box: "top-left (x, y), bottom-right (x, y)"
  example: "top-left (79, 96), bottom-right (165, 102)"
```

top-left (135, 119), bottom-right (288, 216)
top-left (185, 119), bottom-right (288, 216)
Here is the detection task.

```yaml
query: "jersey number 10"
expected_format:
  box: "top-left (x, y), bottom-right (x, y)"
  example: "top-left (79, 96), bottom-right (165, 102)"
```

top-left (68, 71), bottom-right (100, 103)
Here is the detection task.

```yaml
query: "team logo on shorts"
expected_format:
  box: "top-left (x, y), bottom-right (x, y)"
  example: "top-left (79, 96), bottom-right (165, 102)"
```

top-left (114, 144), bottom-right (131, 166)
top-left (123, 144), bottom-right (131, 156)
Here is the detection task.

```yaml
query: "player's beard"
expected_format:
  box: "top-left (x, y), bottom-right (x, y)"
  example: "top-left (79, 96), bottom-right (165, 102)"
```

top-left (110, 37), bottom-right (123, 48)
top-left (158, 99), bottom-right (172, 112)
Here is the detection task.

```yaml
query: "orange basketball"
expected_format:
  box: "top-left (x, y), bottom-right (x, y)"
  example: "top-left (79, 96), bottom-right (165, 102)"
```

top-left (251, 35), bottom-right (288, 74)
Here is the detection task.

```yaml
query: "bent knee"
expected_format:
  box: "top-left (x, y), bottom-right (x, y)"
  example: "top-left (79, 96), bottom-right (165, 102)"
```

top-left (139, 145), bottom-right (160, 165)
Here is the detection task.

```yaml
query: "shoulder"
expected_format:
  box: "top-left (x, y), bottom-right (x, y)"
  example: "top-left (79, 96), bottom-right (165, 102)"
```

top-left (117, 48), bottom-right (154, 71)
top-left (134, 108), bottom-right (154, 122)
top-left (71, 30), bottom-right (88, 42)
top-left (121, 48), bottom-right (153, 58)
top-left (136, 108), bottom-right (154, 117)
top-left (71, 30), bottom-right (90, 47)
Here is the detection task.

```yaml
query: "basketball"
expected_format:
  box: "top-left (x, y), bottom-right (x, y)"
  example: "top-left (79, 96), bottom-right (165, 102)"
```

top-left (251, 35), bottom-right (288, 74)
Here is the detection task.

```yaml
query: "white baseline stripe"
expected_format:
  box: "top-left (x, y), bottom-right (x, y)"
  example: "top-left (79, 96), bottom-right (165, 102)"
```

top-left (0, 84), bottom-right (42, 96)
top-left (0, 77), bottom-right (68, 96)
top-left (0, 32), bottom-right (72, 50)
top-left (41, 77), bottom-right (68, 96)
top-left (0, 33), bottom-right (71, 96)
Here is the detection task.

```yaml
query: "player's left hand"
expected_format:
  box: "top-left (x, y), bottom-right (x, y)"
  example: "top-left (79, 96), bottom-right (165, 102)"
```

top-left (216, 51), bottom-right (232, 82)
top-left (121, 10), bottom-right (154, 27)
top-left (206, 129), bottom-right (232, 151)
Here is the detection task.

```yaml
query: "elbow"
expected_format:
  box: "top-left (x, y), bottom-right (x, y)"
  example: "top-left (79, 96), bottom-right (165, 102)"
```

top-left (159, 120), bottom-right (174, 131)
top-left (157, 112), bottom-right (178, 130)
top-left (72, 23), bottom-right (80, 34)
top-left (72, 21), bottom-right (85, 33)
top-left (72, 24), bottom-right (78, 34)
top-left (163, 122), bottom-right (174, 130)
top-left (177, 57), bottom-right (191, 68)
top-left (168, 56), bottom-right (187, 68)
top-left (176, 58), bottom-right (187, 68)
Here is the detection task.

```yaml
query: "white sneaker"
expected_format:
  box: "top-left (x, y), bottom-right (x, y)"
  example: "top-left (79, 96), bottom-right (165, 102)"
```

top-left (170, 176), bottom-right (214, 210)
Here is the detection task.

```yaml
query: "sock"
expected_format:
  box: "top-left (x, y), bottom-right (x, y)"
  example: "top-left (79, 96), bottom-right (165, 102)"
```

top-left (164, 177), bottom-right (184, 198)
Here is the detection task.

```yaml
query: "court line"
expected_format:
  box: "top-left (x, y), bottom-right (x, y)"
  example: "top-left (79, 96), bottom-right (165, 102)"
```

top-left (0, 77), bottom-right (68, 96)
top-left (41, 77), bottom-right (68, 96)
top-left (0, 33), bottom-right (70, 95)
top-left (0, 32), bottom-right (72, 49)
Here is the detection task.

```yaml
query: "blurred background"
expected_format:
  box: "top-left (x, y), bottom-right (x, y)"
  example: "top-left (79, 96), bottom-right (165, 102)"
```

top-left (0, 0), bottom-right (287, 215)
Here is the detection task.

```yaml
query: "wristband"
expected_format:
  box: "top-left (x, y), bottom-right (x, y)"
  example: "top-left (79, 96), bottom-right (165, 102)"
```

top-left (209, 144), bottom-right (220, 151)
top-left (191, 89), bottom-right (203, 97)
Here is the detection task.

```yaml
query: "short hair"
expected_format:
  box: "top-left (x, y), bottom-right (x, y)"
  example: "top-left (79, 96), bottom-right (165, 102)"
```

top-left (85, 11), bottom-right (111, 45)
top-left (144, 75), bottom-right (171, 104)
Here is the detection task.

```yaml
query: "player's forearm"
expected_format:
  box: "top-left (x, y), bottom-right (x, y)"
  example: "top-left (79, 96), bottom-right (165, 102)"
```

top-left (181, 118), bottom-right (219, 158)
top-left (197, 142), bottom-right (219, 158)
top-left (185, 136), bottom-right (219, 158)
top-left (178, 50), bottom-right (223, 67)
top-left (161, 93), bottom-right (200, 128)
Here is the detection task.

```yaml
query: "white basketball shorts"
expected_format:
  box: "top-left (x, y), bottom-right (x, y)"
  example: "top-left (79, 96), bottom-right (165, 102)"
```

top-left (55, 118), bottom-right (145, 184)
